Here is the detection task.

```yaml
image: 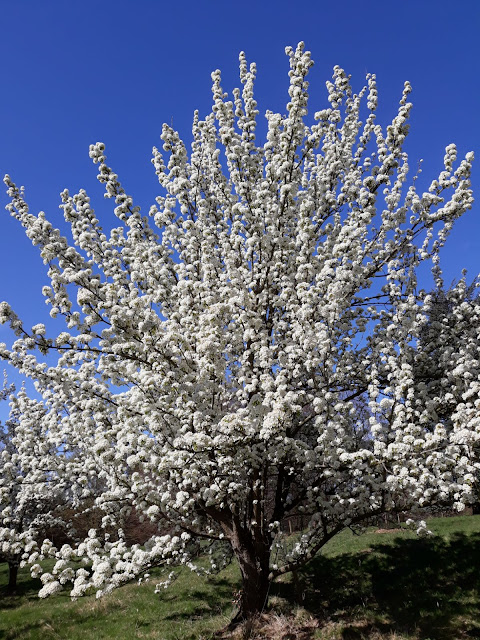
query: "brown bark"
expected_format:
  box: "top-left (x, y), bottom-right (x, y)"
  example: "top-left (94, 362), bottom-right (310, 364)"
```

top-left (7, 562), bottom-right (18, 594)
top-left (204, 504), bottom-right (273, 625)
top-left (227, 519), bottom-right (272, 625)
top-left (232, 552), bottom-right (270, 623)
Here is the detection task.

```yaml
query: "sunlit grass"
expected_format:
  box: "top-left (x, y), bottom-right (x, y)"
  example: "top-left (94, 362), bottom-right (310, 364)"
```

top-left (0, 561), bottom-right (239, 639)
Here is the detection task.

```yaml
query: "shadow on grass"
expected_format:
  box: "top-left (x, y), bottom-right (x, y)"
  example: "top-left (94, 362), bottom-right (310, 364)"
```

top-left (160, 577), bottom-right (235, 622)
top-left (272, 532), bottom-right (480, 639)
top-left (0, 570), bottom-right (42, 608)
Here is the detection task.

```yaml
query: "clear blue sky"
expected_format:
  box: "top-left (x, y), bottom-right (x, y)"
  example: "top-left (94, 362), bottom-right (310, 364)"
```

top-left (0, 0), bottom-right (479, 403)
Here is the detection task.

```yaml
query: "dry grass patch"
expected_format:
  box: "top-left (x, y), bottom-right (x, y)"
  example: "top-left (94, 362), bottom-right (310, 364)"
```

top-left (223, 610), bottom-right (319, 640)
top-left (220, 611), bottom-right (417, 640)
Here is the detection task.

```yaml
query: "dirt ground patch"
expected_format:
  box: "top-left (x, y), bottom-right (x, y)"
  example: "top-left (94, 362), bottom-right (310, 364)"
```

top-left (374, 528), bottom-right (403, 534)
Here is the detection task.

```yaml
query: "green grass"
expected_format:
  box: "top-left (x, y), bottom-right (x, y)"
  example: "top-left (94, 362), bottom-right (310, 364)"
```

top-left (2, 515), bottom-right (480, 639)
top-left (321, 512), bottom-right (480, 557)
top-left (0, 560), bottom-right (240, 639)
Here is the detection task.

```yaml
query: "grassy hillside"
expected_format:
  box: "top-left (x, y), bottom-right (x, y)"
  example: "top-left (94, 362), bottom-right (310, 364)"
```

top-left (2, 515), bottom-right (480, 639)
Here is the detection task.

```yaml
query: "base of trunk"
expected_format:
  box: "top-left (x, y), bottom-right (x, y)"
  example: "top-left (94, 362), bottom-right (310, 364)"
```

top-left (229, 572), bottom-right (270, 627)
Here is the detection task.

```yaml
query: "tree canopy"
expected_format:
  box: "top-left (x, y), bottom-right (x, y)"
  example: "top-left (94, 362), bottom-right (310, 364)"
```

top-left (0, 42), bottom-right (478, 621)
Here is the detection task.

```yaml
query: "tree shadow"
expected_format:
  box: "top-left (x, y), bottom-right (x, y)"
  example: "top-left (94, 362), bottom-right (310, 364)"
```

top-left (160, 576), bottom-right (235, 622)
top-left (0, 565), bottom-right (42, 608)
top-left (273, 532), bottom-right (480, 639)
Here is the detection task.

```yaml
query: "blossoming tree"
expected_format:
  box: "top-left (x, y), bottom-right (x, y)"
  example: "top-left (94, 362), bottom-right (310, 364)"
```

top-left (1, 43), bottom-right (478, 620)
top-left (0, 384), bottom-right (65, 593)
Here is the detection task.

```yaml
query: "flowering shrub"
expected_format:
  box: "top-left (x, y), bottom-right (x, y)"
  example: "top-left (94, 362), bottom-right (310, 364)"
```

top-left (1, 43), bottom-right (478, 620)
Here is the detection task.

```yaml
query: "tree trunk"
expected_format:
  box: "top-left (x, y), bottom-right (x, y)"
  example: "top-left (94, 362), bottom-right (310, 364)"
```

top-left (228, 532), bottom-right (272, 625)
top-left (216, 511), bottom-right (273, 626)
top-left (234, 557), bottom-right (270, 622)
top-left (8, 562), bottom-right (18, 594)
